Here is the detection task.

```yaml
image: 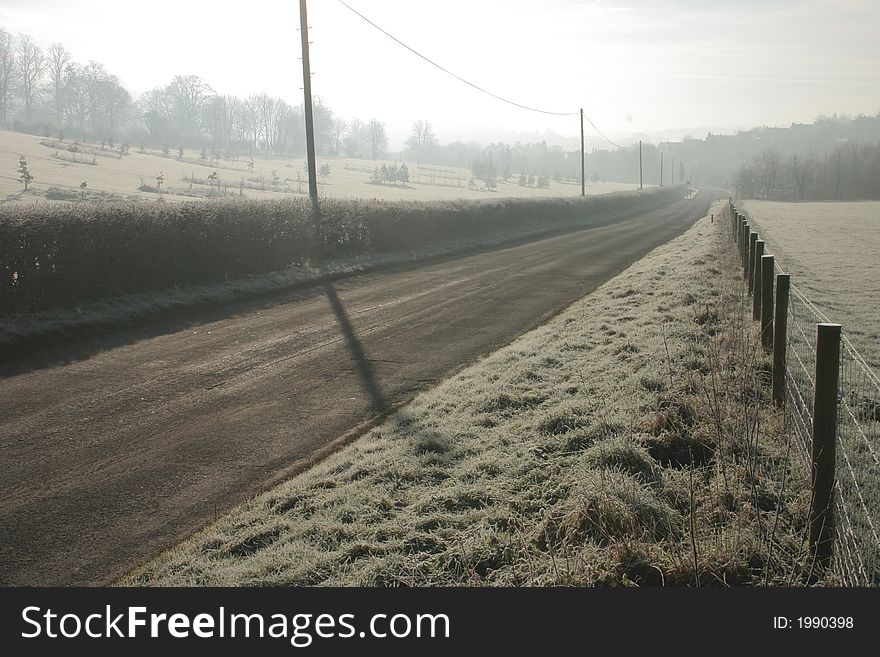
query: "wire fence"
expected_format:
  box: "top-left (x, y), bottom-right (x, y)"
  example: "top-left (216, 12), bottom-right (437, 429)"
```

top-left (729, 200), bottom-right (880, 585)
top-left (829, 311), bottom-right (880, 585)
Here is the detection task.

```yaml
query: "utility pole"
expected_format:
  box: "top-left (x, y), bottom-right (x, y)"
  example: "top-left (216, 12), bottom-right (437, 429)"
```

top-left (638, 140), bottom-right (643, 190)
top-left (660, 151), bottom-right (663, 187)
top-left (671, 156), bottom-right (675, 184)
top-left (299, 0), bottom-right (318, 205)
top-left (580, 109), bottom-right (585, 196)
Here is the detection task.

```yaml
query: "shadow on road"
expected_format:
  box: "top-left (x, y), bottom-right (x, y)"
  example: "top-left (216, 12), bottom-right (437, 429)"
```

top-left (312, 196), bottom-right (388, 415)
top-left (321, 280), bottom-right (388, 415)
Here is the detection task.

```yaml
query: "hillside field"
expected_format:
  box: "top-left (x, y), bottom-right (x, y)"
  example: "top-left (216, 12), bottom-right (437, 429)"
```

top-left (0, 130), bottom-right (639, 205)
top-left (741, 200), bottom-right (880, 371)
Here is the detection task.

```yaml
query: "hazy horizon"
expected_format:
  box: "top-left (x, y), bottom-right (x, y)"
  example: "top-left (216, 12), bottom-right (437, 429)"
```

top-left (1, 0), bottom-right (878, 150)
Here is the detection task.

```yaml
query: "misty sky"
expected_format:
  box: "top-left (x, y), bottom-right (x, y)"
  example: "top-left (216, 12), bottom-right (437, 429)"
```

top-left (1, 0), bottom-right (878, 148)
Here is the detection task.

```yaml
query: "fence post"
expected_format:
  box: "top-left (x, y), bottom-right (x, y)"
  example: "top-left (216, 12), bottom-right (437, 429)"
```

top-left (752, 240), bottom-right (764, 320)
top-left (748, 231), bottom-right (758, 286)
top-left (760, 255), bottom-right (774, 351)
top-left (809, 322), bottom-right (841, 575)
top-left (740, 220), bottom-right (748, 265)
top-left (772, 274), bottom-right (790, 407)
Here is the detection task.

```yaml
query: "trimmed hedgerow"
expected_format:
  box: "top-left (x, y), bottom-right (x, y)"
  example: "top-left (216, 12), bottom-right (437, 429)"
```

top-left (0, 186), bottom-right (684, 313)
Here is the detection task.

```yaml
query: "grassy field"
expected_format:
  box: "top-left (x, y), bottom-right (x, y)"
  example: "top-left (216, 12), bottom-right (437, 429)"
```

top-left (125, 204), bottom-right (817, 587)
top-left (741, 200), bottom-right (880, 371)
top-left (0, 130), bottom-right (638, 205)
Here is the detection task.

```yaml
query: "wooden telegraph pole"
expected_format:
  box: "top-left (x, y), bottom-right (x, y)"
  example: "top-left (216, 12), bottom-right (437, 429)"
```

top-left (660, 151), bottom-right (664, 187)
top-left (299, 0), bottom-right (318, 205)
top-left (639, 140), bottom-right (643, 190)
top-left (580, 109), bottom-right (585, 196)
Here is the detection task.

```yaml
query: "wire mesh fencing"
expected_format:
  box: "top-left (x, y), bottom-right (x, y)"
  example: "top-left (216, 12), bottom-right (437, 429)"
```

top-left (785, 283), bottom-right (817, 458)
top-left (834, 330), bottom-right (880, 585)
top-left (728, 200), bottom-right (880, 585)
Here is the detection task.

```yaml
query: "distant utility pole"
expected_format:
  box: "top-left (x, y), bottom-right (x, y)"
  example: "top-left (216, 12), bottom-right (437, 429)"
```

top-left (580, 109), bottom-right (585, 196)
top-left (639, 140), bottom-right (643, 190)
top-left (660, 151), bottom-right (664, 187)
top-left (299, 0), bottom-right (318, 205)
top-left (671, 156), bottom-right (675, 184)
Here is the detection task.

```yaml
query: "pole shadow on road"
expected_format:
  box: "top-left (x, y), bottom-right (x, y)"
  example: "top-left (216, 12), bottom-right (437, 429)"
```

top-left (320, 280), bottom-right (388, 415)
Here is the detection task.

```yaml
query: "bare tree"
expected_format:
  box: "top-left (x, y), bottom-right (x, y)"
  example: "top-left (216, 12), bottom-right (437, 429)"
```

top-left (269, 99), bottom-right (296, 154)
top-left (16, 34), bottom-right (45, 121)
top-left (405, 119), bottom-right (437, 165)
top-left (343, 117), bottom-right (365, 158)
top-left (0, 29), bottom-right (15, 127)
top-left (788, 155), bottom-right (812, 201)
top-left (77, 61), bottom-right (125, 137)
top-left (758, 149), bottom-right (781, 198)
top-left (166, 75), bottom-right (213, 139)
top-left (140, 86), bottom-right (173, 144)
top-left (365, 118), bottom-right (387, 160)
top-left (63, 63), bottom-right (89, 132)
top-left (252, 93), bottom-right (276, 151)
top-left (309, 97), bottom-right (334, 155)
top-left (241, 94), bottom-right (263, 153)
top-left (101, 76), bottom-right (131, 137)
top-left (46, 43), bottom-right (71, 123)
top-left (332, 117), bottom-right (347, 155)
top-left (203, 94), bottom-right (241, 154)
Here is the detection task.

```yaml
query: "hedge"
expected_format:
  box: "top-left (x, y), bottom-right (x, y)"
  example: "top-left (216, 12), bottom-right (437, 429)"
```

top-left (0, 186), bottom-right (685, 313)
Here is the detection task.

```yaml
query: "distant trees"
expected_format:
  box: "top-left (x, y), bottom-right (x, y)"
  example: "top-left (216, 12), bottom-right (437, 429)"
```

top-left (471, 154), bottom-right (497, 188)
top-left (405, 120), bottom-right (437, 165)
top-left (369, 161), bottom-right (408, 185)
top-left (0, 27), bottom-right (386, 164)
top-left (46, 43), bottom-right (70, 123)
top-left (60, 61), bottom-right (130, 137)
top-left (344, 118), bottom-right (366, 157)
top-left (166, 75), bottom-right (212, 138)
top-left (140, 84), bottom-right (306, 156)
top-left (365, 119), bottom-right (387, 159)
top-left (16, 34), bottom-right (45, 121)
top-left (734, 144), bottom-right (880, 200)
top-left (332, 117), bottom-right (347, 155)
top-left (202, 94), bottom-right (241, 154)
top-left (0, 29), bottom-right (13, 126)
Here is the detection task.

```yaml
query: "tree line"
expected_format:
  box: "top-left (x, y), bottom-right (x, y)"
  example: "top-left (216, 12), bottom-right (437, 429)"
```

top-left (0, 26), bottom-right (388, 159)
top-left (734, 142), bottom-right (880, 201)
top-left (4, 24), bottom-right (877, 194)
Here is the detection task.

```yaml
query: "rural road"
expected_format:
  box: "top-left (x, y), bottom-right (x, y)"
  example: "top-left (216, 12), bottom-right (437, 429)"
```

top-left (0, 191), bottom-right (716, 585)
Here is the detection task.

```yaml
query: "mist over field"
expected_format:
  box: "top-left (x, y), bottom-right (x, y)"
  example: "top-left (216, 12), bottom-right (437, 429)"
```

top-left (0, 0), bottom-right (878, 203)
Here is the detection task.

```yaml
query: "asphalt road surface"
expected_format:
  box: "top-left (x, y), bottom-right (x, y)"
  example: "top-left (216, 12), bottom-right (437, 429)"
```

top-left (0, 191), bottom-right (716, 585)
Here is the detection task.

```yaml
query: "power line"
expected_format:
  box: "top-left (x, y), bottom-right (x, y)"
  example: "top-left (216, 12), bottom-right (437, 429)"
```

top-left (338, 1), bottom-right (624, 149)
top-left (337, 0), bottom-right (578, 117)
top-left (583, 114), bottom-right (623, 149)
